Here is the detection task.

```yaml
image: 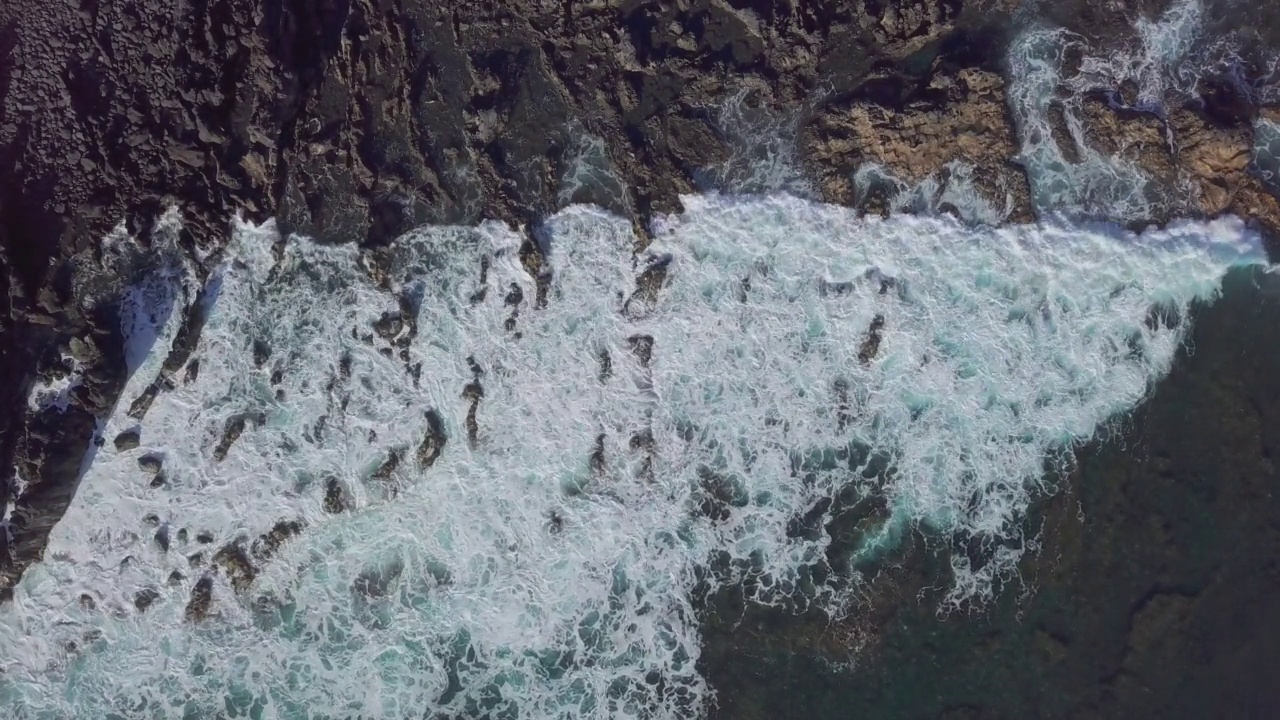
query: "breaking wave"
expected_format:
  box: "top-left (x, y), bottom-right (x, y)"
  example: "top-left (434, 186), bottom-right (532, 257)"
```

top-left (0, 193), bottom-right (1267, 718)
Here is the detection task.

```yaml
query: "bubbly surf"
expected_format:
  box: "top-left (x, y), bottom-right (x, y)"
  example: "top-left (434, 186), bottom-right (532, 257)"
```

top-left (0, 192), bottom-right (1268, 719)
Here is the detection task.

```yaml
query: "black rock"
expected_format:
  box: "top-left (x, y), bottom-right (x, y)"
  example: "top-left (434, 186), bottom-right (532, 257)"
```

top-left (133, 588), bottom-right (160, 612)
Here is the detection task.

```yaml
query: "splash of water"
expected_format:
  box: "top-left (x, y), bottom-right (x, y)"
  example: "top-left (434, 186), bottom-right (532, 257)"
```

top-left (0, 192), bottom-right (1266, 718)
top-left (853, 161), bottom-right (1012, 226)
top-left (1005, 0), bottom-right (1278, 221)
top-left (1005, 24), bottom-right (1162, 220)
top-left (1253, 117), bottom-right (1280, 191)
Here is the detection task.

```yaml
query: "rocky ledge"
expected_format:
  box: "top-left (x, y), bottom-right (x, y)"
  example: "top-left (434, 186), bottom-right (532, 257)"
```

top-left (2, 0), bottom-right (1279, 609)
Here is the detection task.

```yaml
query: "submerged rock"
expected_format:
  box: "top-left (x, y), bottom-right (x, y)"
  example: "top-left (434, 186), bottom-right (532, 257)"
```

top-left (184, 576), bottom-right (214, 623)
top-left (323, 476), bottom-right (352, 514)
top-left (352, 557), bottom-right (406, 599)
top-left (251, 520), bottom-right (304, 561)
top-left (133, 588), bottom-right (160, 612)
top-left (154, 524), bottom-right (170, 552)
top-left (212, 543), bottom-right (256, 593)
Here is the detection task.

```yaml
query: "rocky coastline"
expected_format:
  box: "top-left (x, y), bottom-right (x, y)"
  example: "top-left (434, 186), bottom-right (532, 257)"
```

top-left (3, 0), bottom-right (1280, 715)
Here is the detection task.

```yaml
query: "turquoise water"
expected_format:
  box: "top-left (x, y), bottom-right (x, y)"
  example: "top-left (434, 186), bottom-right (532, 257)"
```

top-left (0, 194), bottom-right (1266, 718)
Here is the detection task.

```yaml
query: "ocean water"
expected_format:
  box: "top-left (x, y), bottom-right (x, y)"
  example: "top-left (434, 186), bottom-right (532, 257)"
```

top-left (0, 193), bottom-right (1268, 719)
top-left (1254, 117), bottom-right (1280, 191)
top-left (3, 0), bottom-right (1278, 717)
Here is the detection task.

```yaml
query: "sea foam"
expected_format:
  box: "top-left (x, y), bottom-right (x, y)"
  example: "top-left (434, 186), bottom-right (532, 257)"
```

top-left (0, 193), bottom-right (1267, 719)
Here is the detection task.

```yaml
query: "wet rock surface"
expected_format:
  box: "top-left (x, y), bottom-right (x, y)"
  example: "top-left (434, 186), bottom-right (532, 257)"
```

top-left (2, 0), bottom-right (1280, 716)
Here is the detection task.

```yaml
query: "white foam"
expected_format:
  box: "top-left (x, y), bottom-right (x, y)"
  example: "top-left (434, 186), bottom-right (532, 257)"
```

top-left (558, 128), bottom-right (631, 213)
top-left (0, 194), bottom-right (1265, 718)
top-left (697, 88), bottom-right (813, 197)
top-left (1069, 0), bottom-right (1207, 113)
top-left (1005, 25), bottom-right (1161, 220)
top-left (1254, 117), bottom-right (1280, 190)
top-left (25, 355), bottom-right (82, 415)
top-left (1004, 0), bottom-right (1271, 220)
top-left (853, 161), bottom-right (1012, 226)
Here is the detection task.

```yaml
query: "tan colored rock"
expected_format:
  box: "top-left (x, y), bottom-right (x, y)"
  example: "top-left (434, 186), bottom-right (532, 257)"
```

top-left (1079, 97), bottom-right (1280, 234)
top-left (805, 69), bottom-right (1031, 220)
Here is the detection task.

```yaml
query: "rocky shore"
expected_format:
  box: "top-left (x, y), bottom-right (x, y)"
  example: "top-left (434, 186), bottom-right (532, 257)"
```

top-left (3, 0), bottom-right (1280, 715)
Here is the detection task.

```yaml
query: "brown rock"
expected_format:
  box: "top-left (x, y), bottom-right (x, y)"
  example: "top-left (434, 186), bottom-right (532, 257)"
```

top-left (184, 576), bottom-right (213, 622)
top-left (113, 428), bottom-right (140, 451)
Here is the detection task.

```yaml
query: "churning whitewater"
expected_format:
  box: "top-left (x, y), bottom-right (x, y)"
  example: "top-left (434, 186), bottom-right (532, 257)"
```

top-left (0, 192), bottom-right (1268, 718)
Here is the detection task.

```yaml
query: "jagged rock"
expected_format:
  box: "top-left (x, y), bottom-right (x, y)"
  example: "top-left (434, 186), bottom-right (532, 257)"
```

top-left (184, 576), bottom-right (213, 622)
top-left (806, 68), bottom-right (1030, 219)
top-left (371, 449), bottom-right (405, 483)
top-left (858, 314), bottom-right (887, 364)
top-left (624, 257), bottom-right (671, 319)
top-left (251, 520), bottom-right (304, 561)
top-left (416, 410), bottom-right (448, 469)
top-left (2, 6), bottom-right (1279, 685)
top-left (213, 412), bottom-right (258, 462)
top-left (212, 542), bottom-right (256, 593)
top-left (627, 335), bottom-right (655, 367)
